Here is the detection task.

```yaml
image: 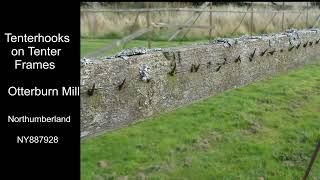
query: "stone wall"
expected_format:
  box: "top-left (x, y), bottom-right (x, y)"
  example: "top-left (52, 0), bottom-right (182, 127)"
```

top-left (81, 29), bottom-right (320, 137)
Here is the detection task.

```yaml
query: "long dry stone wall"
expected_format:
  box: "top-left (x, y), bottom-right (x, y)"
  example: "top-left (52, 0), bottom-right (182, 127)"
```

top-left (81, 29), bottom-right (320, 137)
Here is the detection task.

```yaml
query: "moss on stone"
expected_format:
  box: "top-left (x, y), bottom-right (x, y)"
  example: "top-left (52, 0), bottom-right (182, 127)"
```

top-left (87, 91), bottom-right (103, 109)
top-left (166, 74), bottom-right (177, 89)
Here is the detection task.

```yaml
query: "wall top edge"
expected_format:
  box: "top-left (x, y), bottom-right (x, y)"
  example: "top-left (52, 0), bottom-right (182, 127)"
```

top-left (81, 28), bottom-right (320, 67)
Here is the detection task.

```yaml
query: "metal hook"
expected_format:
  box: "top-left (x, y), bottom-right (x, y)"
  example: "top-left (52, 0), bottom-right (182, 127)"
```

top-left (223, 58), bottom-right (227, 65)
top-left (288, 46), bottom-right (295, 51)
top-left (168, 62), bottom-right (176, 76)
top-left (234, 55), bottom-right (241, 63)
top-left (162, 52), bottom-right (171, 60)
top-left (190, 64), bottom-right (194, 72)
top-left (249, 48), bottom-right (256, 62)
top-left (268, 49), bottom-right (276, 55)
top-left (207, 61), bottom-right (212, 68)
top-left (250, 48), bottom-right (256, 58)
top-left (118, 78), bottom-right (126, 91)
top-left (226, 41), bottom-right (232, 47)
top-left (194, 64), bottom-right (201, 72)
top-left (216, 65), bottom-right (222, 72)
top-left (260, 48), bottom-right (268, 56)
top-left (87, 83), bottom-right (95, 96)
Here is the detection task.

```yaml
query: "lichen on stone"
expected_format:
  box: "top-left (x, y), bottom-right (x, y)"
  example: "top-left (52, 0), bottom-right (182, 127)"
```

top-left (80, 57), bottom-right (93, 67)
top-left (285, 28), bottom-right (300, 46)
top-left (139, 64), bottom-right (151, 82)
top-left (104, 47), bottom-right (162, 60)
top-left (209, 39), bottom-right (235, 47)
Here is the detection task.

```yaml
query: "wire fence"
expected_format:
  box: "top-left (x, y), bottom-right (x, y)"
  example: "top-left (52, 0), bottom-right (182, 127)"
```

top-left (81, 2), bottom-right (320, 57)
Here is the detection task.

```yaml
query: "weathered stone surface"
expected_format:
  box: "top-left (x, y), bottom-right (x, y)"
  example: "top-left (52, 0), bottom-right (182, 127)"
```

top-left (81, 29), bottom-right (320, 137)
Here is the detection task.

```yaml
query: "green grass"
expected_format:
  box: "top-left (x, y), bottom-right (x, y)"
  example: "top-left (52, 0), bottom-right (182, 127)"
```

top-left (81, 31), bottom-right (276, 58)
top-left (81, 58), bottom-right (320, 179)
top-left (81, 38), bottom-right (207, 57)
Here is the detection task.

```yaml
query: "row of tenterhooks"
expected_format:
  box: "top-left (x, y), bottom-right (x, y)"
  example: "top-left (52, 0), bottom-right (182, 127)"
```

top-left (86, 38), bottom-right (320, 96)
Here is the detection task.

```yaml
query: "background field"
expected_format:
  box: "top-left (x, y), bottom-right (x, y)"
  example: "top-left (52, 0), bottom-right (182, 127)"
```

top-left (81, 60), bottom-right (320, 180)
top-left (81, 2), bottom-right (320, 40)
top-left (81, 2), bottom-right (320, 57)
top-left (81, 38), bottom-right (206, 57)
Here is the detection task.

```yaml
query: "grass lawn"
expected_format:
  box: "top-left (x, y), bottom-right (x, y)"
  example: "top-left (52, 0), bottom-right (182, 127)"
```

top-left (81, 58), bottom-right (320, 179)
top-left (80, 38), bottom-right (206, 57)
top-left (80, 31), bottom-right (287, 58)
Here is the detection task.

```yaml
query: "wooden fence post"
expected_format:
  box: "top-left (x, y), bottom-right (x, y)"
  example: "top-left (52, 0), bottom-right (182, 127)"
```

top-left (281, 2), bottom-right (285, 31)
top-left (250, 2), bottom-right (253, 37)
top-left (146, 2), bottom-right (151, 48)
top-left (168, 2), bottom-right (210, 41)
top-left (167, 2), bottom-right (170, 24)
top-left (209, 2), bottom-right (213, 40)
top-left (306, 2), bottom-right (309, 28)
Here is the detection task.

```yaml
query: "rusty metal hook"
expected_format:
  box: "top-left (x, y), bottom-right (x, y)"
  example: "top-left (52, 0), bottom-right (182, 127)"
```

top-left (194, 64), bottom-right (201, 72)
top-left (118, 78), bottom-right (126, 91)
top-left (223, 58), bottom-right (227, 65)
top-left (216, 65), bottom-right (222, 72)
top-left (207, 61), bottom-right (212, 68)
top-left (249, 48), bottom-right (256, 62)
top-left (87, 83), bottom-right (95, 96)
top-left (268, 49), bottom-right (276, 55)
top-left (288, 46), bottom-right (295, 51)
top-left (168, 62), bottom-right (176, 76)
top-left (190, 64), bottom-right (194, 72)
top-left (260, 48), bottom-right (268, 56)
top-left (234, 55), bottom-right (241, 63)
